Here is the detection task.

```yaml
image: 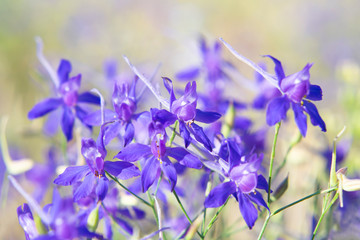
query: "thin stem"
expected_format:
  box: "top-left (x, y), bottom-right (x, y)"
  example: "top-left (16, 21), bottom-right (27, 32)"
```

top-left (203, 197), bottom-right (229, 237)
top-left (273, 131), bottom-right (302, 178)
top-left (168, 121), bottom-right (178, 147)
top-left (268, 122), bottom-right (281, 203)
top-left (154, 174), bottom-right (163, 197)
top-left (202, 173), bottom-right (213, 234)
top-left (105, 171), bottom-right (152, 208)
top-left (312, 192), bottom-right (339, 239)
top-left (147, 191), bottom-right (159, 224)
top-left (173, 190), bottom-right (192, 224)
top-left (257, 213), bottom-right (271, 240)
top-left (257, 187), bottom-right (337, 239)
top-left (271, 187), bottom-right (337, 217)
top-left (173, 190), bottom-right (203, 238)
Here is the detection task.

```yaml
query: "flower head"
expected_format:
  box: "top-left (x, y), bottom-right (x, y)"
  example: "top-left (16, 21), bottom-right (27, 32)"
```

top-left (54, 132), bottom-right (140, 201)
top-left (264, 56), bottom-right (326, 136)
top-left (28, 59), bottom-right (100, 141)
top-left (204, 140), bottom-right (269, 229)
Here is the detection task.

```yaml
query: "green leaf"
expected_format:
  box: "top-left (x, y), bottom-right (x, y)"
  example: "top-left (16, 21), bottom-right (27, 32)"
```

top-left (273, 174), bottom-right (289, 200)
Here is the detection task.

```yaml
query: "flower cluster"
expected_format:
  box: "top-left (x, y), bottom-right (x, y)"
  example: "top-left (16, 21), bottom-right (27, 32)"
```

top-left (7, 37), bottom-right (357, 240)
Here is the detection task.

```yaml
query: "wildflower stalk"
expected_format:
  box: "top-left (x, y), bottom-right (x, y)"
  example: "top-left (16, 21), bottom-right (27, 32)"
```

top-left (168, 120), bottom-right (178, 147)
top-left (172, 189), bottom-right (203, 238)
top-left (147, 191), bottom-right (159, 224)
top-left (312, 192), bottom-right (339, 239)
top-left (273, 131), bottom-right (302, 178)
top-left (257, 187), bottom-right (337, 239)
top-left (202, 197), bottom-right (230, 237)
top-left (268, 121), bottom-right (281, 203)
top-left (312, 127), bottom-right (345, 239)
top-left (201, 173), bottom-right (213, 235)
top-left (105, 171), bottom-right (152, 207)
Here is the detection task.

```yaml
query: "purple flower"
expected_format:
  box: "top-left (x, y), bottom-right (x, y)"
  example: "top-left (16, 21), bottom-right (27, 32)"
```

top-left (85, 79), bottom-right (144, 147)
top-left (28, 59), bottom-right (100, 141)
top-left (162, 78), bottom-right (221, 151)
top-left (263, 56), bottom-right (326, 136)
top-left (54, 134), bottom-right (140, 202)
top-left (114, 113), bottom-right (203, 192)
top-left (25, 147), bottom-right (58, 202)
top-left (176, 38), bottom-right (237, 113)
top-left (204, 140), bottom-right (269, 229)
top-left (17, 203), bottom-right (39, 240)
top-left (176, 38), bottom-right (231, 84)
top-left (252, 62), bottom-right (282, 109)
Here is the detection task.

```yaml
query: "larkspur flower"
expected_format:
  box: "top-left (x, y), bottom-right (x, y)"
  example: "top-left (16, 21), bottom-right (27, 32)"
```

top-left (262, 56), bottom-right (326, 136)
top-left (204, 140), bottom-right (269, 229)
top-left (28, 59), bottom-right (100, 141)
top-left (115, 108), bottom-right (203, 192)
top-left (252, 62), bottom-right (282, 109)
top-left (220, 39), bottom-right (327, 137)
top-left (17, 203), bottom-right (39, 240)
top-left (77, 188), bottom-right (137, 238)
top-left (54, 132), bottom-right (140, 201)
top-left (84, 79), bottom-right (149, 147)
top-left (162, 78), bottom-right (221, 151)
top-left (25, 147), bottom-right (58, 202)
top-left (176, 38), bottom-right (232, 84)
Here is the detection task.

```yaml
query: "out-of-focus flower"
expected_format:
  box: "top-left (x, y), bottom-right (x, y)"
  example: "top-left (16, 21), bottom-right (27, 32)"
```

top-left (28, 59), bottom-right (100, 141)
top-left (17, 203), bottom-right (39, 240)
top-left (337, 168), bottom-right (360, 208)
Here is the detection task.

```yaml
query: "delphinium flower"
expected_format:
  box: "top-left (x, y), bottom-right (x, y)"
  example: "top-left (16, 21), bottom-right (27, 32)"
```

top-left (204, 139), bottom-right (269, 229)
top-left (162, 77), bottom-right (221, 151)
top-left (252, 62), bottom-right (282, 109)
top-left (54, 132), bottom-right (140, 201)
top-left (115, 108), bottom-right (203, 192)
top-left (85, 79), bottom-right (148, 147)
top-left (28, 59), bottom-right (101, 141)
top-left (176, 38), bottom-right (246, 116)
top-left (263, 56), bottom-right (326, 136)
top-left (25, 147), bottom-right (58, 202)
top-left (17, 203), bottom-right (39, 240)
top-left (220, 39), bottom-right (327, 137)
top-left (176, 38), bottom-right (232, 97)
top-left (15, 187), bottom-right (103, 240)
top-left (76, 187), bottom-right (139, 238)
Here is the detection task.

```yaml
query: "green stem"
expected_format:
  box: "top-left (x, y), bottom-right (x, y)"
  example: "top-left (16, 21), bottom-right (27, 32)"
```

top-left (273, 131), bottom-right (302, 178)
top-left (271, 187), bottom-right (336, 217)
top-left (268, 122), bottom-right (281, 203)
top-left (257, 213), bottom-right (271, 240)
top-left (147, 191), bottom-right (159, 225)
top-left (203, 197), bottom-right (229, 237)
top-left (169, 120), bottom-right (178, 147)
top-left (312, 192), bottom-right (339, 239)
top-left (201, 173), bottom-right (213, 235)
top-left (257, 187), bottom-right (337, 239)
top-left (173, 190), bottom-right (203, 238)
top-left (105, 171), bottom-right (152, 208)
top-left (154, 174), bottom-right (163, 197)
top-left (173, 190), bottom-right (193, 224)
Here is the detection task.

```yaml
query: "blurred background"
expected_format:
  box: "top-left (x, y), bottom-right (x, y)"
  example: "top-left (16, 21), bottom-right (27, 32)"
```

top-left (1, 0), bottom-right (360, 239)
